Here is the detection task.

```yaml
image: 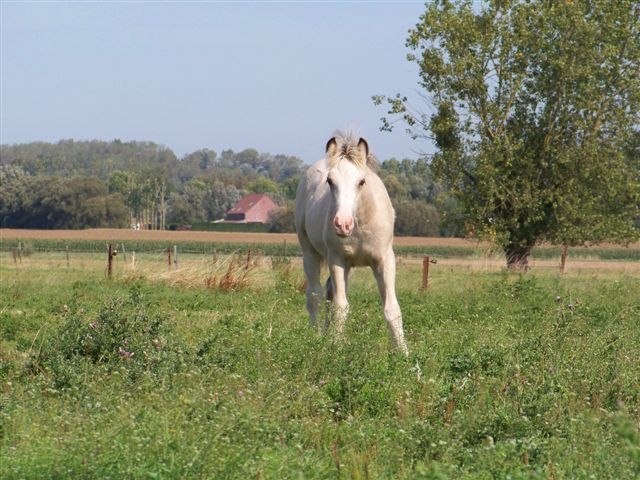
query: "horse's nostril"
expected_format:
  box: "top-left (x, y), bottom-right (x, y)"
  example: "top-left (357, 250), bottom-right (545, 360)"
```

top-left (334, 215), bottom-right (353, 232)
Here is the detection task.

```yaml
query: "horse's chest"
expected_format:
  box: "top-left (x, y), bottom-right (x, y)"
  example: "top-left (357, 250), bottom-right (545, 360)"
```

top-left (339, 243), bottom-right (357, 260)
top-left (330, 235), bottom-right (375, 266)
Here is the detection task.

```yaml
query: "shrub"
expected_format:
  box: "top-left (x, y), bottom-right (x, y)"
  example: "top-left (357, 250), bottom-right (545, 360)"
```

top-left (28, 283), bottom-right (188, 388)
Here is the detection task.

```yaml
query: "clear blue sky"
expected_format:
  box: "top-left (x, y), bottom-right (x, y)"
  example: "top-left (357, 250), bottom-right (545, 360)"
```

top-left (1, 1), bottom-right (433, 164)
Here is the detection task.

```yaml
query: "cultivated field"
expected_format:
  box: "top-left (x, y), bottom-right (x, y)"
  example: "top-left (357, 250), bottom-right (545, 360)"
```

top-left (0, 228), bottom-right (481, 247)
top-left (2, 228), bottom-right (639, 273)
top-left (1, 231), bottom-right (639, 478)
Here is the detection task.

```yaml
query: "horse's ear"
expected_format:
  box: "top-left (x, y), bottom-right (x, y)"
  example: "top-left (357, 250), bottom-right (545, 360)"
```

top-left (326, 137), bottom-right (338, 156)
top-left (357, 138), bottom-right (369, 160)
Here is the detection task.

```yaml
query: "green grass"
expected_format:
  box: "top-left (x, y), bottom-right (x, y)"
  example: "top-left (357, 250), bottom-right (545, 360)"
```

top-left (1, 254), bottom-right (639, 479)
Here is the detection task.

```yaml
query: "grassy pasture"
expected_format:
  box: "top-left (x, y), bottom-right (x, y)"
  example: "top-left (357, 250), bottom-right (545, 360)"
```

top-left (0, 241), bottom-right (639, 479)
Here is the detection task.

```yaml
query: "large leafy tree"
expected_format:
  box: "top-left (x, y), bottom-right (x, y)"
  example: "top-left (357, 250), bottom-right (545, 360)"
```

top-left (376, 0), bottom-right (640, 268)
top-left (0, 169), bottom-right (128, 229)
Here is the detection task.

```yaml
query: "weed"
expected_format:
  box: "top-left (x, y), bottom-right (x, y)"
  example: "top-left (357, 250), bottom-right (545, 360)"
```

top-left (26, 283), bottom-right (188, 388)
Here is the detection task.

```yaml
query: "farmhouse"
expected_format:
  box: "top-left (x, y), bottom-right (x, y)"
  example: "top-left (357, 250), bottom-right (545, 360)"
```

top-left (225, 194), bottom-right (277, 223)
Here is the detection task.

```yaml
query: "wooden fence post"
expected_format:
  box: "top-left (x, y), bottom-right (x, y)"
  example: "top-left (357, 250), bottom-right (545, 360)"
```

top-left (560, 245), bottom-right (569, 274)
top-left (245, 249), bottom-right (252, 270)
top-left (107, 243), bottom-right (114, 278)
top-left (422, 256), bottom-right (430, 290)
top-left (166, 247), bottom-right (172, 269)
top-left (174, 245), bottom-right (178, 268)
top-left (422, 256), bottom-right (437, 290)
top-left (14, 242), bottom-right (22, 266)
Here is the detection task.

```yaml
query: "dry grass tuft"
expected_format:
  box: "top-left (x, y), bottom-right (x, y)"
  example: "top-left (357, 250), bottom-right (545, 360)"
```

top-left (205, 251), bottom-right (256, 292)
top-left (121, 250), bottom-right (261, 291)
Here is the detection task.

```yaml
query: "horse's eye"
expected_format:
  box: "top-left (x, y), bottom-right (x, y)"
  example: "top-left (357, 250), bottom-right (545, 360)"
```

top-left (358, 179), bottom-right (366, 187)
top-left (326, 177), bottom-right (333, 186)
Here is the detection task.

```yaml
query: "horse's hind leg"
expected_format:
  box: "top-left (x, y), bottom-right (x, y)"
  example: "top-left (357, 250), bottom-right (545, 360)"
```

top-left (324, 276), bottom-right (334, 332)
top-left (302, 251), bottom-right (323, 329)
top-left (325, 276), bottom-right (334, 302)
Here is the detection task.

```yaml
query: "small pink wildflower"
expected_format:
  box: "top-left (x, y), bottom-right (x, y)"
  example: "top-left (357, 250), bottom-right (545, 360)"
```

top-left (118, 347), bottom-right (134, 359)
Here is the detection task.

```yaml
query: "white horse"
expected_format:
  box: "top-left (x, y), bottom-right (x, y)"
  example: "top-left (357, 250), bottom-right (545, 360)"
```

top-left (295, 131), bottom-right (408, 356)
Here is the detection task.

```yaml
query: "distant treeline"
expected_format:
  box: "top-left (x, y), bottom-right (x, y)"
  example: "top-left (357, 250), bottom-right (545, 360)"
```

top-left (0, 139), bottom-right (461, 236)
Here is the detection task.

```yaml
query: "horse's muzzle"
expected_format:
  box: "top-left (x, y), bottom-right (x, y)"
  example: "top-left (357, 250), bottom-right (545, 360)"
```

top-left (333, 215), bottom-right (354, 237)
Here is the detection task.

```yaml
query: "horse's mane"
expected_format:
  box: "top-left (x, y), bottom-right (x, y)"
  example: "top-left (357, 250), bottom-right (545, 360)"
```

top-left (326, 130), bottom-right (378, 171)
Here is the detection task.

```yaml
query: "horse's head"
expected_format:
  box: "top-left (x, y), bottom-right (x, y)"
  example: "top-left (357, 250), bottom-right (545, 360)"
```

top-left (325, 135), bottom-right (370, 237)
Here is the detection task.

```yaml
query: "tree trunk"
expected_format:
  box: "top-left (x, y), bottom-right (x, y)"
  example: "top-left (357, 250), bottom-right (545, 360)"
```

top-left (504, 243), bottom-right (532, 270)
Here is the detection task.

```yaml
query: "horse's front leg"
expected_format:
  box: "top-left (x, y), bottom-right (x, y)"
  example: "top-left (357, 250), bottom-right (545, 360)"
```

top-left (373, 249), bottom-right (409, 356)
top-left (327, 261), bottom-right (350, 336)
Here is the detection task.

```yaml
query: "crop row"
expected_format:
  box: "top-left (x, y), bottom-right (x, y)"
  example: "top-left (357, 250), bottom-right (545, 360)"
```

top-left (1, 237), bottom-right (639, 261)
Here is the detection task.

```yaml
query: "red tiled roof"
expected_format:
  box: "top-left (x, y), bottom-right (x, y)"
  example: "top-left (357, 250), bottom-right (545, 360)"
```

top-left (225, 194), bottom-right (278, 223)
top-left (227, 194), bottom-right (272, 213)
